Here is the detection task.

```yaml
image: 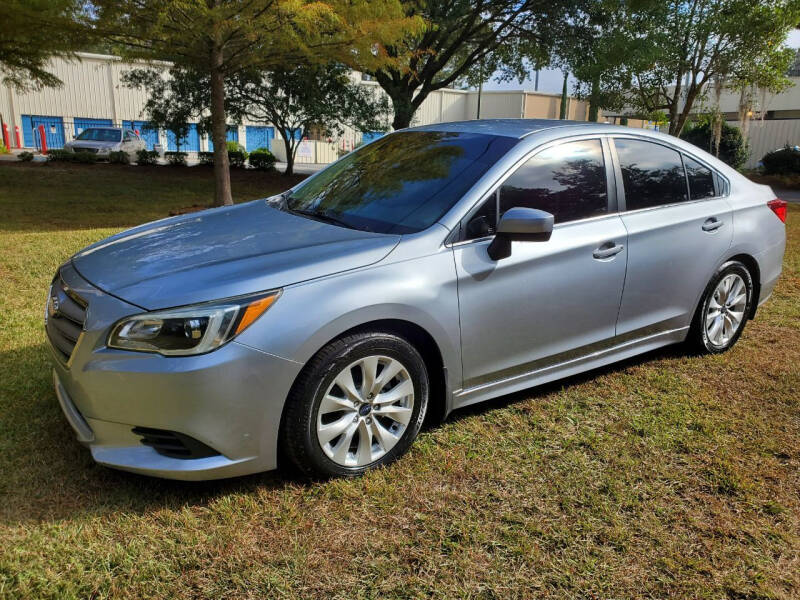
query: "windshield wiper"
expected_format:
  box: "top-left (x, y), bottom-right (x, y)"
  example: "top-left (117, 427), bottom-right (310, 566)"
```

top-left (290, 207), bottom-right (357, 230)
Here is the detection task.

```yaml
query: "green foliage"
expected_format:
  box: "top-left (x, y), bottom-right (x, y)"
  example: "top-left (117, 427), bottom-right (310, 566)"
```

top-left (72, 151), bottom-right (97, 164)
top-left (108, 151), bottom-right (130, 165)
top-left (0, 141), bottom-right (8, 154)
top-left (226, 141), bottom-right (247, 158)
top-left (197, 152), bottom-right (214, 166)
top-left (135, 149), bottom-right (158, 165)
top-left (761, 146), bottom-right (800, 175)
top-left (0, 0), bottom-right (90, 91)
top-left (18, 151), bottom-right (33, 162)
top-left (46, 149), bottom-right (72, 162)
top-left (248, 148), bottom-right (276, 171)
top-left (164, 151), bottom-right (187, 166)
top-left (227, 151), bottom-right (247, 169)
top-left (681, 121), bottom-right (749, 170)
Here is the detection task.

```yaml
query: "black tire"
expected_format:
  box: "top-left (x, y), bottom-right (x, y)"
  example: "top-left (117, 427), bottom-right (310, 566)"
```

top-left (688, 260), bottom-right (754, 354)
top-left (281, 331), bottom-right (429, 478)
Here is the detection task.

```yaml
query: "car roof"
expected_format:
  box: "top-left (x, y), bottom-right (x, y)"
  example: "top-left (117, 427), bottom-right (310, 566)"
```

top-left (407, 118), bottom-right (607, 139)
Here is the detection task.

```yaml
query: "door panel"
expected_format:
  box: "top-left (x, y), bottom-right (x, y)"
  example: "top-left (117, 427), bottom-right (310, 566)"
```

top-left (455, 215), bottom-right (628, 390)
top-left (616, 198), bottom-right (733, 336)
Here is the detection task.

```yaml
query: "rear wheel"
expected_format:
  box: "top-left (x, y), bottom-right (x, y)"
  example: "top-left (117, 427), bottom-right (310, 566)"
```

top-left (281, 332), bottom-right (429, 478)
top-left (689, 261), bottom-right (753, 354)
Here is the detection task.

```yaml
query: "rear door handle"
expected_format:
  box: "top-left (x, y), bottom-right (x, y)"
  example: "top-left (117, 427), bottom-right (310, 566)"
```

top-left (593, 242), bottom-right (624, 260)
top-left (702, 217), bottom-right (724, 232)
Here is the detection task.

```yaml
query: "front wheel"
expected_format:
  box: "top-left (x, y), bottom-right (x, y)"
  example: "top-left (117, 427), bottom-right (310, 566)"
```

top-left (689, 261), bottom-right (754, 354)
top-left (281, 332), bottom-right (429, 478)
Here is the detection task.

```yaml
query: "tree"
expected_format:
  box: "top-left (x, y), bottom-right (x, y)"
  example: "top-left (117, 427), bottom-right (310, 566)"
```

top-left (0, 0), bottom-right (89, 91)
top-left (124, 63), bottom-right (391, 176)
top-left (366, 0), bottom-right (573, 130)
top-left (92, 0), bottom-right (419, 206)
top-left (613, 0), bottom-right (800, 136)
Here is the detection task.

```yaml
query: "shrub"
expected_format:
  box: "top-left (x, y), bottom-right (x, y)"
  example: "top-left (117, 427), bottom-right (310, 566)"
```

top-left (0, 141), bottom-right (8, 154)
top-left (73, 151), bottom-right (97, 164)
top-left (680, 120), bottom-right (749, 170)
top-left (109, 151), bottom-right (130, 164)
top-left (228, 150), bottom-right (247, 168)
top-left (47, 149), bottom-right (73, 162)
top-left (761, 145), bottom-right (800, 175)
top-left (164, 151), bottom-right (187, 166)
top-left (136, 149), bottom-right (159, 165)
top-left (248, 147), bottom-right (276, 171)
top-left (197, 151), bottom-right (214, 166)
top-left (226, 140), bottom-right (247, 158)
top-left (18, 151), bottom-right (34, 162)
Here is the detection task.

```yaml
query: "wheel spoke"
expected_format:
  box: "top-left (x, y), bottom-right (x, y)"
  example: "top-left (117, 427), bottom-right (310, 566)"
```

top-left (727, 309), bottom-right (744, 326)
top-left (359, 356), bottom-right (379, 398)
top-left (728, 292), bottom-right (747, 309)
top-left (380, 405), bottom-right (413, 426)
top-left (319, 394), bottom-right (354, 415)
top-left (356, 420), bottom-right (373, 464)
top-left (331, 422), bottom-right (358, 463)
top-left (708, 315), bottom-right (724, 344)
top-left (371, 418), bottom-right (399, 451)
top-left (334, 368), bottom-right (362, 403)
top-left (370, 358), bottom-right (404, 396)
top-left (375, 378), bottom-right (414, 405)
top-left (318, 414), bottom-right (355, 445)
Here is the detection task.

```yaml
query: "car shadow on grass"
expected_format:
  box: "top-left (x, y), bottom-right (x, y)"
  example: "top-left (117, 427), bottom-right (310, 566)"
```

top-left (0, 340), bottom-right (690, 525)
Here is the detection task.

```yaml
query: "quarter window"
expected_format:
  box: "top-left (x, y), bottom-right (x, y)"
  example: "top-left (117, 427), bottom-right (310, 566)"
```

top-left (615, 139), bottom-right (688, 210)
top-left (684, 156), bottom-right (715, 200)
top-left (498, 139), bottom-right (608, 223)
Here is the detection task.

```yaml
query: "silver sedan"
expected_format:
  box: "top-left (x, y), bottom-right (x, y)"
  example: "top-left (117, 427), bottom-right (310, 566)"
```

top-left (45, 119), bottom-right (787, 480)
top-left (64, 127), bottom-right (145, 159)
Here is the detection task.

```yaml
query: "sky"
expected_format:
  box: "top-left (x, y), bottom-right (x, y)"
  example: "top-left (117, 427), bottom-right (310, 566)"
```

top-left (482, 29), bottom-right (800, 95)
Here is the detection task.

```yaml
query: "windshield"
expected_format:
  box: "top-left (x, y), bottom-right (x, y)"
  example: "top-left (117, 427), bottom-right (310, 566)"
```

top-left (286, 131), bottom-right (518, 233)
top-left (76, 128), bottom-right (122, 142)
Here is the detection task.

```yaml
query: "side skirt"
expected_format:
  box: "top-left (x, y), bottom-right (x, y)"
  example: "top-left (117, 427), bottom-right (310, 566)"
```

top-left (451, 327), bottom-right (689, 411)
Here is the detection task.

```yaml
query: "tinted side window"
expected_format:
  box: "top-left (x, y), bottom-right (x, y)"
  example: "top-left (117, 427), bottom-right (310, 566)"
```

top-left (615, 139), bottom-right (688, 210)
top-left (684, 156), bottom-right (715, 200)
top-left (498, 139), bottom-right (608, 224)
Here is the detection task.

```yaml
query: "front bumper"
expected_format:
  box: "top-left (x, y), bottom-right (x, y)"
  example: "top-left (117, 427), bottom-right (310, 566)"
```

top-left (48, 262), bottom-right (304, 480)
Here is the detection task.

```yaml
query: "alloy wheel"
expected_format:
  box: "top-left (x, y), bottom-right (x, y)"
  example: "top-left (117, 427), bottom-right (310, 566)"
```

top-left (705, 273), bottom-right (747, 347)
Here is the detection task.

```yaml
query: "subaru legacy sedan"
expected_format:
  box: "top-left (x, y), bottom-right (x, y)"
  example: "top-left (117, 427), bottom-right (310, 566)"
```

top-left (45, 120), bottom-right (787, 480)
top-left (64, 127), bottom-right (145, 158)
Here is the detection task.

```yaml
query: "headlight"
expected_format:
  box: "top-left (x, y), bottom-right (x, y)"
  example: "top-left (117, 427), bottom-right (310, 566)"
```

top-left (108, 290), bottom-right (280, 356)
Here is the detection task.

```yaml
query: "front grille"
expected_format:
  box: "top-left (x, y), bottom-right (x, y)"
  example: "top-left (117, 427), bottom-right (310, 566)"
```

top-left (45, 272), bottom-right (88, 362)
top-left (132, 427), bottom-right (221, 460)
top-left (73, 146), bottom-right (99, 153)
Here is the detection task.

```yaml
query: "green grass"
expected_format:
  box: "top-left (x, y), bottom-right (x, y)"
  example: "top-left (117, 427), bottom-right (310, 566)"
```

top-left (1, 162), bottom-right (799, 599)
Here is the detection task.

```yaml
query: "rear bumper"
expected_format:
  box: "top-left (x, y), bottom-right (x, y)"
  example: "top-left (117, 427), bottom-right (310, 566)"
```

top-left (48, 263), bottom-right (304, 480)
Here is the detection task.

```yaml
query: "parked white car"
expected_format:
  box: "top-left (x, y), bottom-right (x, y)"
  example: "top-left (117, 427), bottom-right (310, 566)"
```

top-left (64, 127), bottom-right (145, 159)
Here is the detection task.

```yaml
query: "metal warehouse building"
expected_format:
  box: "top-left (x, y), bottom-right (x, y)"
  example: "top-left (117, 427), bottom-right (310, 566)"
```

top-left (1, 52), bottom-right (607, 165)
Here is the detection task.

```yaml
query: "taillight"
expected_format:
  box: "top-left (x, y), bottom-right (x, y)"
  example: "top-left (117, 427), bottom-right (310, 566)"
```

top-left (768, 199), bottom-right (788, 223)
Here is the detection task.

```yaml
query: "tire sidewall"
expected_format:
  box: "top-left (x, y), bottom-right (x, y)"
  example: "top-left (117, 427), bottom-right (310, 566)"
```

top-left (298, 334), bottom-right (429, 477)
top-left (698, 261), bottom-right (753, 354)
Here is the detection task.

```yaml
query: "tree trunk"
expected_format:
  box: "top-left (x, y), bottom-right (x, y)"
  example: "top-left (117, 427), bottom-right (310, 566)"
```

top-left (559, 73), bottom-right (568, 120)
top-left (588, 74), bottom-right (600, 122)
top-left (210, 49), bottom-right (233, 207)
top-left (282, 134), bottom-right (295, 176)
top-left (390, 89), bottom-right (416, 130)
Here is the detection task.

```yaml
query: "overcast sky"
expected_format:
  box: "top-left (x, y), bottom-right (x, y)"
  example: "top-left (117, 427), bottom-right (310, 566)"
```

top-left (482, 29), bottom-right (800, 95)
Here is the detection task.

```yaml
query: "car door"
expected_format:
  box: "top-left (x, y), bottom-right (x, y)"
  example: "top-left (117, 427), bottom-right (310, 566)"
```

top-left (453, 137), bottom-right (629, 391)
top-left (610, 137), bottom-right (733, 338)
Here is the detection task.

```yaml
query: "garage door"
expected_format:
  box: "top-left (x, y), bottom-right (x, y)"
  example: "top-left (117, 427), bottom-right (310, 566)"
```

top-left (166, 123), bottom-right (201, 152)
top-left (122, 120), bottom-right (160, 150)
top-left (22, 115), bottom-right (66, 149)
top-left (245, 126), bottom-right (274, 152)
top-left (208, 126), bottom-right (240, 151)
top-left (73, 118), bottom-right (113, 138)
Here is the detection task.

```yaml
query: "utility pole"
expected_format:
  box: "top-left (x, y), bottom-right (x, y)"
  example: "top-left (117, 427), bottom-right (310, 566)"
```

top-left (559, 72), bottom-right (569, 119)
top-left (476, 59), bottom-right (484, 119)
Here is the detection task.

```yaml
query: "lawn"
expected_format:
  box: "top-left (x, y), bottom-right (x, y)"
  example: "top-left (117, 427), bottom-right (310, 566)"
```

top-left (1, 161), bottom-right (799, 599)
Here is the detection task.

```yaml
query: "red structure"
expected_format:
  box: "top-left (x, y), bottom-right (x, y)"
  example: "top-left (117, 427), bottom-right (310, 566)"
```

top-left (14, 125), bottom-right (21, 148)
top-left (37, 124), bottom-right (48, 154)
top-left (1, 123), bottom-right (9, 149)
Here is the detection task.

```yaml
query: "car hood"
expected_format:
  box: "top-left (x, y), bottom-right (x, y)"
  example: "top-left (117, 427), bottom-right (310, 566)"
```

top-left (67, 140), bottom-right (119, 149)
top-left (71, 199), bottom-right (400, 309)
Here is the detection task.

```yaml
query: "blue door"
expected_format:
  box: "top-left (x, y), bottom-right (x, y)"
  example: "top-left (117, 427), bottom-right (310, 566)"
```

top-left (122, 120), bottom-right (159, 150)
top-left (208, 126), bottom-right (240, 151)
top-left (245, 126), bottom-right (274, 152)
top-left (73, 117), bottom-right (113, 138)
top-left (361, 131), bottom-right (384, 145)
top-left (22, 115), bottom-right (65, 149)
top-left (166, 123), bottom-right (201, 152)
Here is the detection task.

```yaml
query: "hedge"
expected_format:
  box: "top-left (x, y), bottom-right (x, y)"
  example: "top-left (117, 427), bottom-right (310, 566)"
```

top-left (761, 145), bottom-right (800, 175)
top-left (164, 151), bottom-right (187, 166)
top-left (249, 147), bottom-right (276, 171)
top-left (136, 149), bottom-right (159, 165)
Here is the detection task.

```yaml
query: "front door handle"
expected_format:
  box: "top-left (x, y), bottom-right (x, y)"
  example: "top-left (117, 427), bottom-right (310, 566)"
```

top-left (702, 217), bottom-right (724, 232)
top-left (593, 242), bottom-right (624, 260)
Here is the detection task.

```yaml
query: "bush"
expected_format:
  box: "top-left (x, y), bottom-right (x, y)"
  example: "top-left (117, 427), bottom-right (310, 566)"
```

top-left (248, 147), bottom-right (276, 171)
top-left (164, 151), bottom-right (187, 166)
top-left (136, 149), bottom-right (159, 165)
top-left (197, 151), bottom-right (214, 166)
top-left (680, 120), bottom-right (749, 170)
top-left (228, 150), bottom-right (247, 168)
top-left (109, 151), bottom-right (130, 165)
top-left (73, 151), bottom-right (97, 164)
top-left (18, 151), bottom-right (34, 162)
top-left (226, 140), bottom-right (247, 157)
top-left (0, 141), bottom-right (8, 154)
top-left (47, 149), bottom-right (73, 162)
top-left (761, 145), bottom-right (800, 175)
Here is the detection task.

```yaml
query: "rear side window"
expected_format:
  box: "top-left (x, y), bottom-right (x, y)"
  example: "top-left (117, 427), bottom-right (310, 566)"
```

top-left (615, 139), bottom-right (688, 210)
top-left (498, 139), bottom-right (608, 223)
top-left (684, 156), bottom-right (715, 200)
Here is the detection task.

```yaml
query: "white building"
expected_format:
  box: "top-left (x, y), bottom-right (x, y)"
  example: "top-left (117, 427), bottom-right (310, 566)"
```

top-left (0, 52), bottom-right (602, 164)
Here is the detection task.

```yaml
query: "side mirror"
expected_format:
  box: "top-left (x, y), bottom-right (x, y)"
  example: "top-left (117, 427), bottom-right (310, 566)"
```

top-left (487, 207), bottom-right (554, 261)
